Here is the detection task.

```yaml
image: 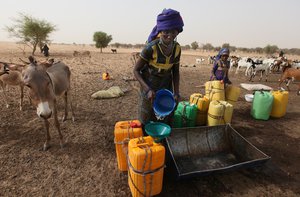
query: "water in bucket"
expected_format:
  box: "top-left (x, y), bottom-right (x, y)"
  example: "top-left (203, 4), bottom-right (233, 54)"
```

top-left (153, 89), bottom-right (176, 120)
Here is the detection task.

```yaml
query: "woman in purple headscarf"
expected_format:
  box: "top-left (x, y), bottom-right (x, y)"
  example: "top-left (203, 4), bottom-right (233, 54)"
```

top-left (133, 8), bottom-right (184, 126)
top-left (210, 48), bottom-right (232, 85)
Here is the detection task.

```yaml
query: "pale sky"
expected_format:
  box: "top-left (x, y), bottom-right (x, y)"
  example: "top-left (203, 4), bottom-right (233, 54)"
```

top-left (1, 0), bottom-right (299, 48)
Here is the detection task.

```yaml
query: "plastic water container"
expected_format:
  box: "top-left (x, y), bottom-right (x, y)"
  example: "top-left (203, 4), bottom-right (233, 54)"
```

top-left (251, 91), bottom-right (274, 120)
top-left (153, 89), bottom-right (176, 119)
top-left (128, 136), bottom-right (165, 197)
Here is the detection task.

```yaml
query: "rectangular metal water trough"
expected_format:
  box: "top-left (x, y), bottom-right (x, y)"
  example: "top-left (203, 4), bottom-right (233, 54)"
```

top-left (165, 124), bottom-right (270, 180)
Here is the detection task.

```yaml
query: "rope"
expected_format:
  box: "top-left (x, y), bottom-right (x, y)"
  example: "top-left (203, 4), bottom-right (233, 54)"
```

top-left (208, 100), bottom-right (227, 124)
top-left (127, 143), bottom-right (164, 197)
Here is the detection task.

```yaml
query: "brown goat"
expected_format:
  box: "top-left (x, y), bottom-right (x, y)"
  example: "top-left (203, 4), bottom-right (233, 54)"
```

top-left (278, 67), bottom-right (300, 95)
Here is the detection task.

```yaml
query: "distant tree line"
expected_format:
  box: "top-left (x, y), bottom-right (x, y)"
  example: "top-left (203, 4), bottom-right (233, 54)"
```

top-left (5, 13), bottom-right (299, 56)
top-left (185, 41), bottom-right (300, 56)
top-left (110, 41), bottom-right (300, 56)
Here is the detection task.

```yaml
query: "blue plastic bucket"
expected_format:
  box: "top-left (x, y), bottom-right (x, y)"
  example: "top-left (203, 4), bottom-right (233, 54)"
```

top-left (153, 89), bottom-right (176, 119)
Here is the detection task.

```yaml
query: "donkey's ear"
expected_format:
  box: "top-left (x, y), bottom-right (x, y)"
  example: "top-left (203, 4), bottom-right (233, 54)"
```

top-left (28, 56), bottom-right (36, 64)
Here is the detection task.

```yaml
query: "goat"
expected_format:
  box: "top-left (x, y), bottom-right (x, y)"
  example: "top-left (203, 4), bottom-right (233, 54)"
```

top-left (22, 56), bottom-right (75, 150)
top-left (130, 52), bottom-right (140, 65)
top-left (73, 50), bottom-right (91, 58)
top-left (278, 67), bottom-right (300, 95)
top-left (208, 56), bottom-right (216, 64)
top-left (235, 57), bottom-right (252, 75)
top-left (195, 57), bottom-right (205, 64)
top-left (0, 63), bottom-right (10, 76)
top-left (0, 62), bottom-right (26, 110)
top-left (245, 58), bottom-right (270, 82)
top-left (111, 49), bottom-right (117, 53)
top-left (229, 56), bottom-right (240, 72)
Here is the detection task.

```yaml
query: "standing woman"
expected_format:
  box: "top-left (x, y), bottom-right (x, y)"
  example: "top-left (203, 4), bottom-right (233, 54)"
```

top-left (210, 48), bottom-right (232, 85)
top-left (133, 8), bottom-right (184, 126)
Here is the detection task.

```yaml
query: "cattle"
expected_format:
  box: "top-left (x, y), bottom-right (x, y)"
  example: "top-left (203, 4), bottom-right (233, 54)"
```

top-left (0, 62), bottom-right (26, 110)
top-left (111, 49), bottom-right (117, 53)
top-left (22, 56), bottom-right (75, 150)
top-left (278, 67), bottom-right (300, 95)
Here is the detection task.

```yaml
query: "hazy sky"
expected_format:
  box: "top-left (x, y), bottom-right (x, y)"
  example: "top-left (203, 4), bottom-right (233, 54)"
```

top-left (1, 0), bottom-right (299, 48)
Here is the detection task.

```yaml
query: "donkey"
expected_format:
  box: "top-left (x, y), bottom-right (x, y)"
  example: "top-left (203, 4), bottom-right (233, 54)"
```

top-left (22, 57), bottom-right (75, 150)
top-left (0, 62), bottom-right (26, 110)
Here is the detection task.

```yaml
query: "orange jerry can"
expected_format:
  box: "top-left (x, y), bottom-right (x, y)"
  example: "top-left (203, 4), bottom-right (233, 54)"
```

top-left (114, 120), bottom-right (143, 171)
top-left (128, 136), bottom-right (165, 197)
top-left (102, 72), bottom-right (110, 80)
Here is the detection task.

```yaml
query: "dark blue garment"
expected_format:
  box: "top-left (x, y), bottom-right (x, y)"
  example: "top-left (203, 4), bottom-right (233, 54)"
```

top-left (147, 9), bottom-right (184, 43)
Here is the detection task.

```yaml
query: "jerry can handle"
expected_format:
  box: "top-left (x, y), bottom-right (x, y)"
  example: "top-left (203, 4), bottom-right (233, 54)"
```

top-left (136, 141), bottom-right (153, 147)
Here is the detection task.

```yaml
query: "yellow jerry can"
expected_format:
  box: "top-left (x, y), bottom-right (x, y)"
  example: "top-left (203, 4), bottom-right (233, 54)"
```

top-left (205, 80), bottom-right (225, 101)
top-left (189, 93), bottom-right (210, 125)
top-left (270, 90), bottom-right (289, 118)
top-left (114, 120), bottom-right (143, 171)
top-left (128, 136), bottom-right (165, 197)
top-left (207, 100), bottom-right (233, 126)
top-left (225, 85), bottom-right (241, 107)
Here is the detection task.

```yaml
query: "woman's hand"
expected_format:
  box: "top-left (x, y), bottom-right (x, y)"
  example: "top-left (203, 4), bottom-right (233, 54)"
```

top-left (146, 89), bottom-right (155, 103)
top-left (174, 93), bottom-right (181, 103)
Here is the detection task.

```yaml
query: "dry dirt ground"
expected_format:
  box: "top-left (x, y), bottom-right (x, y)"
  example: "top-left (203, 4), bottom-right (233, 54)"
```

top-left (0, 42), bottom-right (299, 196)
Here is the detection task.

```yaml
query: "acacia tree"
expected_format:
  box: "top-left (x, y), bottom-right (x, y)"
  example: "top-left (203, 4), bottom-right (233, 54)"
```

top-left (202, 43), bottom-right (214, 51)
top-left (191, 41), bottom-right (199, 50)
top-left (5, 13), bottom-right (56, 55)
top-left (93, 31), bottom-right (112, 53)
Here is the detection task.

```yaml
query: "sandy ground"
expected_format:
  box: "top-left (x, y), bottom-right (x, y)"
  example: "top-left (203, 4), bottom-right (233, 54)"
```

top-left (0, 42), bottom-right (299, 196)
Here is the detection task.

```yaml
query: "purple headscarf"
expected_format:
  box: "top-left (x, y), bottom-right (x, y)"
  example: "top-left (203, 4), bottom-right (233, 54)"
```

top-left (147, 8), bottom-right (184, 43)
top-left (215, 48), bottom-right (230, 62)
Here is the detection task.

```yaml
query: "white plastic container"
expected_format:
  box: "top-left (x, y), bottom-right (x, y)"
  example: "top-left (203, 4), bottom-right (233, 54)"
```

top-left (245, 94), bottom-right (254, 102)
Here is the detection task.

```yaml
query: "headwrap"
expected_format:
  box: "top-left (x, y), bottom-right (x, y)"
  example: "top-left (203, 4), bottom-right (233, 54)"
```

top-left (215, 48), bottom-right (230, 61)
top-left (147, 8), bottom-right (184, 43)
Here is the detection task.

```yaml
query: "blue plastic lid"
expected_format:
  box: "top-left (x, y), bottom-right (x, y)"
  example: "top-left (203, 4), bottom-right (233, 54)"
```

top-left (153, 89), bottom-right (176, 119)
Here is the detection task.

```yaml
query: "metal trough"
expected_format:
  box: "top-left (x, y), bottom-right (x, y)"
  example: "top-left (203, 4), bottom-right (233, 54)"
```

top-left (165, 124), bottom-right (270, 180)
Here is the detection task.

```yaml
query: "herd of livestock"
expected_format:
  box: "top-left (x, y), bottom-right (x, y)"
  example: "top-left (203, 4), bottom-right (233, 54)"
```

top-left (200, 55), bottom-right (300, 93)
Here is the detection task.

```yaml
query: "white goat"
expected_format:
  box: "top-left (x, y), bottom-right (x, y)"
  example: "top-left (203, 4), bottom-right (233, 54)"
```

top-left (235, 57), bottom-right (252, 75)
top-left (245, 58), bottom-right (271, 82)
top-left (196, 57), bottom-right (205, 64)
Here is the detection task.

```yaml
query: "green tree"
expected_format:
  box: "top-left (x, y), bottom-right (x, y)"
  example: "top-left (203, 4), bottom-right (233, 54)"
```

top-left (182, 45), bottom-right (191, 50)
top-left (5, 13), bottom-right (56, 55)
top-left (191, 41), bottom-right (199, 50)
top-left (202, 43), bottom-right (214, 51)
top-left (263, 44), bottom-right (279, 54)
top-left (222, 43), bottom-right (230, 49)
top-left (93, 31), bottom-right (112, 53)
